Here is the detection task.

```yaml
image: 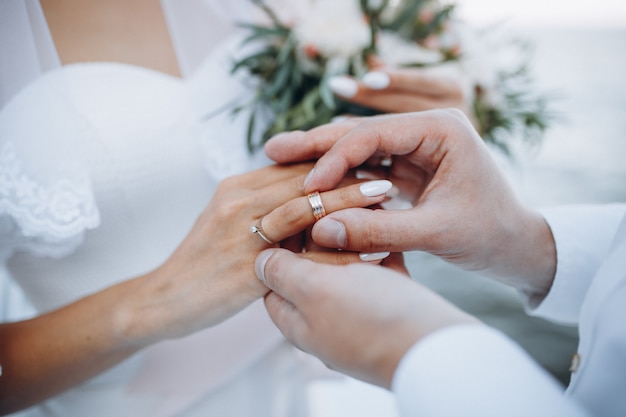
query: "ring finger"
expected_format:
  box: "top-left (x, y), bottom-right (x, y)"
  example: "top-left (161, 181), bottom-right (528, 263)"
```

top-left (259, 180), bottom-right (393, 244)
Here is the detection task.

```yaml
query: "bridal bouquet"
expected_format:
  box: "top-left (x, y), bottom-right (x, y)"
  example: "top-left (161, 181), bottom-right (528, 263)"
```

top-left (232, 0), bottom-right (552, 154)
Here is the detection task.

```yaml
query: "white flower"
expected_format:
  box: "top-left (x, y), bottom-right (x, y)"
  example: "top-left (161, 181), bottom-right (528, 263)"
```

top-left (366, 0), bottom-right (386, 10)
top-left (262, 0), bottom-right (308, 24)
top-left (454, 22), bottom-right (529, 92)
top-left (377, 31), bottom-right (443, 67)
top-left (293, 0), bottom-right (370, 59)
top-left (452, 23), bottom-right (500, 90)
top-left (482, 87), bottom-right (506, 108)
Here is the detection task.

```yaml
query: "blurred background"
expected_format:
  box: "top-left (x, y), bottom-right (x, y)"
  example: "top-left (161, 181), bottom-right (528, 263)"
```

top-left (1, 1), bottom-right (624, 416)
top-left (308, 1), bottom-right (626, 415)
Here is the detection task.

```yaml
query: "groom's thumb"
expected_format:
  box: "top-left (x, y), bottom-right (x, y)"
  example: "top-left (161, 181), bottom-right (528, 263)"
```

top-left (312, 208), bottom-right (430, 253)
top-left (255, 249), bottom-right (312, 303)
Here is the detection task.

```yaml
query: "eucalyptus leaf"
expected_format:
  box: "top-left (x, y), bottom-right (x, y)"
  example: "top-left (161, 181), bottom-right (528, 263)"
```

top-left (246, 109), bottom-right (257, 153)
top-left (319, 77), bottom-right (337, 110)
top-left (262, 59), bottom-right (293, 99)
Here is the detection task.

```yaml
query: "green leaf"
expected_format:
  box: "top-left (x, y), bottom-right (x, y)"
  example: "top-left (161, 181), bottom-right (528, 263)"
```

top-left (319, 77), bottom-right (337, 110)
top-left (274, 87), bottom-right (294, 113)
top-left (277, 35), bottom-right (296, 63)
top-left (246, 109), bottom-right (257, 153)
top-left (231, 49), bottom-right (275, 73)
top-left (385, 0), bottom-right (425, 32)
top-left (251, 0), bottom-right (288, 30)
top-left (227, 0), bottom-right (555, 157)
top-left (261, 59), bottom-right (293, 99)
top-left (237, 23), bottom-right (289, 38)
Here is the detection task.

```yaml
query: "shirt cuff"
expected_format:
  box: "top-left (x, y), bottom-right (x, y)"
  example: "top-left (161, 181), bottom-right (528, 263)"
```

top-left (391, 324), bottom-right (588, 417)
top-left (526, 204), bottom-right (626, 324)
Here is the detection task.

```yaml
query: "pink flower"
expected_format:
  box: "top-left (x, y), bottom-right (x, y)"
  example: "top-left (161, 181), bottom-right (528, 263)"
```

top-left (419, 9), bottom-right (435, 24)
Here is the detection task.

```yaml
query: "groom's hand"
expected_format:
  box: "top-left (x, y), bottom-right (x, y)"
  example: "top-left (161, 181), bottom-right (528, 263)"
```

top-left (264, 110), bottom-right (557, 297)
top-left (255, 248), bottom-right (479, 388)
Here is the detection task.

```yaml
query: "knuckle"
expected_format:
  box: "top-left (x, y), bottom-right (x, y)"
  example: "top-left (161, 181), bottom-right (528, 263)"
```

top-left (442, 107), bottom-right (465, 119)
top-left (215, 195), bottom-right (251, 221)
top-left (218, 175), bottom-right (240, 190)
top-left (441, 108), bottom-right (472, 129)
top-left (292, 174), bottom-right (307, 193)
top-left (366, 227), bottom-right (388, 252)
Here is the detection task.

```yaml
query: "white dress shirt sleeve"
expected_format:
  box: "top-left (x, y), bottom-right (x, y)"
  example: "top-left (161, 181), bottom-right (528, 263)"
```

top-left (392, 325), bottom-right (591, 417)
top-left (527, 204), bottom-right (626, 324)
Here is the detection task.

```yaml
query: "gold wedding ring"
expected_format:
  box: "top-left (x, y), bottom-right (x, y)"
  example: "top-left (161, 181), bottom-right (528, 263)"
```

top-left (307, 191), bottom-right (327, 221)
top-left (251, 220), bottom-right (275, 244)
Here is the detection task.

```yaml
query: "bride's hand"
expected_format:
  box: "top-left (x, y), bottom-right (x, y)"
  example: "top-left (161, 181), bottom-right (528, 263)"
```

top-left (124, 163), bottom-right (393, 343)
top-left (329, 57), bottom-right (473, 123)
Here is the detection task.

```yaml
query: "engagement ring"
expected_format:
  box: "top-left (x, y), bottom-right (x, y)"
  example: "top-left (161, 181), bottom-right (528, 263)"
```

top-left (251, 220), bottom-right (275, 244)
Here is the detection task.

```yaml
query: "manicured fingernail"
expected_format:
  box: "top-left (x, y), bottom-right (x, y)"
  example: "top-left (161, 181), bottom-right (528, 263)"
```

top-left (314, 218), bottom-right (347, 248)
top-left (328, 76), bottom-right (358, 98)
top-left (360, 180), bottom-right (393, 197)
top-left (359, 252), bottom-right (390, 262)
top-left (255, 249), bottom-right (276, 284)
top-left (362, 71), bottom-right (390, 90)
top-left (331, 115), bottom-right (350, 123)
top-left (355, 169), bottom-right (383, 180)
top-left (303, 168), bottom-right (315, 190)
top-left (387, 185), bottom-right (400, 198)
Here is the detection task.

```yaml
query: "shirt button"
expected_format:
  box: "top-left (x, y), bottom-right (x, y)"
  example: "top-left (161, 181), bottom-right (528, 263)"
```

top-left (570, 352), bottom-right (581, 373)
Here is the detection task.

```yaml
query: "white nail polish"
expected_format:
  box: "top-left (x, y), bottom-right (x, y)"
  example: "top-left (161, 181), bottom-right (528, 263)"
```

top-left (355, 169), bottom-right (383, 180)
top-left (360, 180), bottom-right (393, 197)
top-left (362, 72), bottom-right (390, 90)
top-left (331, 115), bottom-right (350, 123)
top-left (359, 252), bottom-right (390, 262)
top-left (328, 76), bottom-right (358, 98)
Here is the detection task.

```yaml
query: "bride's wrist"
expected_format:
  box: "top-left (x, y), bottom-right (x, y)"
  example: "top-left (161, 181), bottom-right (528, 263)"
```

top-left (113, 258), bottom-right (265, 346)
top-left (110, 267), bottom-right (184, 347)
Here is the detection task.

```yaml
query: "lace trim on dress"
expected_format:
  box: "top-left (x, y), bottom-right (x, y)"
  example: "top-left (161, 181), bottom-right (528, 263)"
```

top-left (0, 141), bottom-right (100, 259)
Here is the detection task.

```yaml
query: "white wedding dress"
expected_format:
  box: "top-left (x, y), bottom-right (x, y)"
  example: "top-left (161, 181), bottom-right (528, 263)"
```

top-left (0, 1), bottom-right (320, 416)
